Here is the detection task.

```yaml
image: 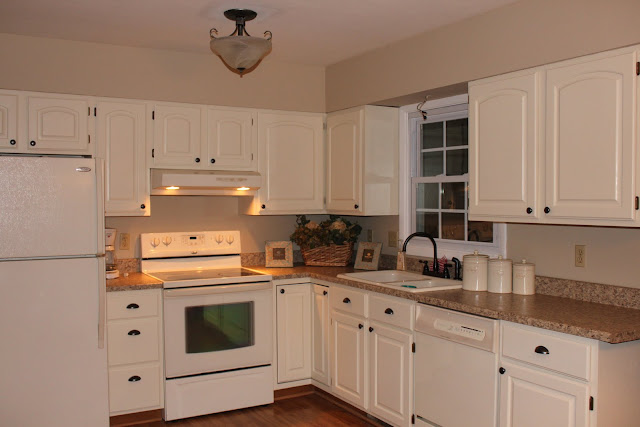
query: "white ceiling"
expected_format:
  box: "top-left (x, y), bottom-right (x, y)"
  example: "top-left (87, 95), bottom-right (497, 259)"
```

top-left (0, 0), bottom-right (519, 66)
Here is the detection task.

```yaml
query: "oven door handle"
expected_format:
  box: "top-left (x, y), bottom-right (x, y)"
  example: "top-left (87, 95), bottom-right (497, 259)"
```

top-left (164, 281), bottom-right (272, 297)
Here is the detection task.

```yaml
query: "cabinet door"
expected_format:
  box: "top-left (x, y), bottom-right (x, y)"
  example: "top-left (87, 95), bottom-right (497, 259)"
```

top-left (276, 284), bottom-right (311, 383)
top-left (499, 361), bottom-right (590, 427)
top-left (27, 96), bottom-right (91, 154)
top-left (331, 310), bottom-right (367, 409)
top-left (469, 71), bottom-right (540, 220)
top-left (207, 108), bottom-right (257, 170)
top-left (153, 104), bottom-right (202, 168)
top-left (545, 51), bottom-right (636, 221)
top-left (326, 109), bottom-right (362, 213)
top-left (257, 112), bottom-right (324, 213)
top-left (311, 284), bottom-right (330, 385)
top-left (368, 321), bottom-right (412, 427)
top-left (97, 101), bottom-right (149, 216)
top-left (0, 92), bottom-right (18, 150)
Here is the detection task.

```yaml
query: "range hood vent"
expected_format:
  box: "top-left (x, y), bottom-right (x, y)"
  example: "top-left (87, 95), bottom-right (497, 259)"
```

top-left (151, 169), bottom-right (261, 196)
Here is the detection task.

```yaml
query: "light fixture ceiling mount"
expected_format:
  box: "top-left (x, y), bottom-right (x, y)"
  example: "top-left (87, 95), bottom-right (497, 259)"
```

top-left (209, 9), bottom-right (272, 76)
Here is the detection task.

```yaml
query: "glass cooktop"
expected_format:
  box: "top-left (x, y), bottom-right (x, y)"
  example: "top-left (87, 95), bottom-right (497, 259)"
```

top-left (150, 268), bottom-right (266, 282)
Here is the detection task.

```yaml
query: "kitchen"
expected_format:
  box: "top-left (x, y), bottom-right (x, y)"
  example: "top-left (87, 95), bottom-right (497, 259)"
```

top-left (2, 0), bottom-right (640, 426)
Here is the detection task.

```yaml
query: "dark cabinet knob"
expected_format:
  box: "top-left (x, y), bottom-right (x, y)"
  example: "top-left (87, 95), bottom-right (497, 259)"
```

top-left (354, 204), bottom-right (359, 209)
top-left (261, 204), bottom-right (266, 209)
top-left (210, 158), bottom-right (216, 164)
top-left (384, 308), bottom-right (394, 315)
top-left (140, 204), bottom-right (146, 209)
top-left (499, 367), bottom-right (506, 375)
top-left (195, 157), bottom-right (200, 163)
top-left (323, 290), bottom-right (328, 296)
top-left (343, 297), bottom-right (351, 304)
top-left (126, 303), bottom-right (139, 310)
top-left (526, 207), bottom-right (533, 214)
top-left (544, 207), bottom-right (550, 214)
top-left (128, 330), bottom-right (141, 336)
top-left (279, 289), bottom-right (285, 294)
top-left (9, 139), bottom-right (16, 145)
top-left (358, 324), bottom-right (363, 329)
top-left (534, 345), bottom-right (550, 355)
top-left (128, 375), bottom-right (141, 382)
top-left (369, 326), bottom-right (374, 332)
top-left (30, 140), bottom-right (36, 146)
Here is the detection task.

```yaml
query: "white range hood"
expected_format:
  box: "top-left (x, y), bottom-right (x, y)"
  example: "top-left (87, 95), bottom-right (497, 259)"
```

top-left (151, 169), bottom-right (261, 196)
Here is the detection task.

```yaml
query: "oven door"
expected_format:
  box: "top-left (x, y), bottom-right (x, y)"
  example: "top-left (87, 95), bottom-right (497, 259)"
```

top-left (163, 282), bottom-right (272, 379)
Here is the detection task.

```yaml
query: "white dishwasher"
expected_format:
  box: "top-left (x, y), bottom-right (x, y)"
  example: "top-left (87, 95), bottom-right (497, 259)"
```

top-left (414, 304), bottom-right (499, 427)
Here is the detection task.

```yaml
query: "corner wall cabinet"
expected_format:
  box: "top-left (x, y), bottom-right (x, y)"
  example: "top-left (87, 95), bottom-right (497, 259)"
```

top-left (276, 283), bottom-right (312, 383)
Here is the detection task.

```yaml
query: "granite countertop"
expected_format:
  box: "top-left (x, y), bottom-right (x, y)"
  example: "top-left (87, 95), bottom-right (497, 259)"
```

top-left (106, 265), bottom-right (640, 344)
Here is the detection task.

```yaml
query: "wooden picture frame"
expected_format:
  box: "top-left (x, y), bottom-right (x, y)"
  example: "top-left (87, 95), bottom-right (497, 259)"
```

top-left (354, 242), bottom-right (382, 270)
top-left (265, 241), bottom-right (293, 267)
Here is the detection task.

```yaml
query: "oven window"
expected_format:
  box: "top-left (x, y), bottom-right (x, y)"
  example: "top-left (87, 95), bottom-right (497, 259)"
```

top-left (185, 302), bottom-right (255, 353)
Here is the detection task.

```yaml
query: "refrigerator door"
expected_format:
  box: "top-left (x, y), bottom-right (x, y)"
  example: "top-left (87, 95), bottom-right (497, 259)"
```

top-left (0, 155), bottom-right (100, 259)
top-left (0, 257), bottom-right (109, 426)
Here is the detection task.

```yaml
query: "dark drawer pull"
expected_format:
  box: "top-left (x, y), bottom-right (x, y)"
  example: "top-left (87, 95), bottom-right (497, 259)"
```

top-left (128, 375), bottom-right (141, 382)
top-left (323, 290), bottom-right (328, 296)
top-left (384, 308), bottom-right (394, 315)
top-left (126, 303), bottom-right (139, 310)
top-left (535, 345), bottom-right (550, 355)
top-left (369, 326), bottom-right (374, 332)
top-left (128, 330), bottom-right (141, 336)
top-left (358, 324), bottom-right (363, 329)
top-left (30, 140), bottom-right (36, 146)
top-left (9, 139), bottom-right (16, 145)
top-left (280, 289), bottom-right (285, 294)
top-left (343, 297), bottom-right (351, 304)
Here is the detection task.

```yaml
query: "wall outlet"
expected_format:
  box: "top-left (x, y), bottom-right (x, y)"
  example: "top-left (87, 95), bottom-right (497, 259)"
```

top-left (120, 233), bottom-right (130, 251)
top-left (388, 231), bottom-right (398, 248)
top-left (575, 244), bottom-right (586, 267)
top-left (366, 229), bottom-right (374, 242)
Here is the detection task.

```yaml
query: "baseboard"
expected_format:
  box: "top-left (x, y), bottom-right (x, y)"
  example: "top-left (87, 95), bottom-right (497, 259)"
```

top-left (274, 384), bottom-right (316, 401)
top-left (312, 387), bottom-right (388, 426)
top-left (109, 409), bottom-right (163, 427)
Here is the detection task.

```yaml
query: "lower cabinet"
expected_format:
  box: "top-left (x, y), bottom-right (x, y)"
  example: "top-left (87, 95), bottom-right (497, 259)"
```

top-left (276, 283), bottom-right (311, 383)
top-left (311, 284), bottom-right (330, 385)
top-left (331, 310), bottom-right (367, 408)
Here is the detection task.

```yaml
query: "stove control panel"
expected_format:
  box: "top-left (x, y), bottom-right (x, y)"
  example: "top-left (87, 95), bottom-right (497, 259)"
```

top-left (141, 231), bottom-right (241, 258)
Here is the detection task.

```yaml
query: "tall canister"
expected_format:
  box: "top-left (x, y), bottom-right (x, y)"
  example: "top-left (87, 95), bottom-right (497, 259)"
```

top-left (462, 250), bottom-right (489, 291)
top-left (513, 259), bottom-right (536, 295)
top-left (488, 256), bottom-right (513, 293)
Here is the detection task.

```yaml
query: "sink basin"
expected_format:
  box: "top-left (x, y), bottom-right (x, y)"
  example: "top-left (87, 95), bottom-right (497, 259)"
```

top-left (337, 270), bottom-right (462, 293)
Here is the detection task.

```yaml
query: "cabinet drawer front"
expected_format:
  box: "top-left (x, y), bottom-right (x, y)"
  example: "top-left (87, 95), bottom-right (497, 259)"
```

top-left (330, 286), bottom-right (366, 317)
top-left (369, 295), bottom-right (414, 330)
top-left (108, 363), bottom-right (162, 413)
top-left (107, 290), bottom-right (160, 320)
top-left (501, 323), bottom-right (591, 380)
top-left (108, 318), bottom-right (160, 366)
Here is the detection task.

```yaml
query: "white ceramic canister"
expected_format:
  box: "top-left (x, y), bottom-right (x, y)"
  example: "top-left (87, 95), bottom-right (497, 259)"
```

top-left (462, 250), bottom-right (489, 291)
top-left (513, 259), bottom-right (536, 295)
top-left (488, 256), bottom-right (513, 293)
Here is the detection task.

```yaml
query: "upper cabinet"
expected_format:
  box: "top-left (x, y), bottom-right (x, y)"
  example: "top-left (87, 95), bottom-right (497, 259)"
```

top-left (0, 92), bottom-right (18, 150)
top-left (326, 105), bottom-right (398, 216)
top-left (207, 108), bottom-right (257, 170)
top-left (469, 45), bottom-right (640, 226)
top-left (152, 103), bottom-right (203, 168)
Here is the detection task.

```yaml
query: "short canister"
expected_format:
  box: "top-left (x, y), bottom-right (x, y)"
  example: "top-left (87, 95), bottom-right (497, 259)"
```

top-left (462, 250), bottom-right (489, 291)
top-left (513, 259), bottom-right (536, 295)
top-left (488, 256), bottom-right (513, 293)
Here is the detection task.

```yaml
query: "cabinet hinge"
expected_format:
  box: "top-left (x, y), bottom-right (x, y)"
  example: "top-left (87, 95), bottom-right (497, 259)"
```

top-left (94, 107), bottom-right (97, 117)
top-left (589, 396), bottom-right (594, 411)
top-left (152, 111), bottom-right (155, 120)
top-left (88, 135), bottom-right (90, 144)
top-left (637, 62), bottom-right (639, 76)
top-left (251, 153), bottom-right (254, 161)
top-left (411, 414), bottom-right (415, 424)
top-left (635, 196), bottom-right (638, 210)
top-left (88, 107), bottom-right (90, 116)
top-left (412, 342), bottom-right (415, 353)
top-left (323, 122), bottom-right (327, 130)
top-left (251, 118), bottom-right (254, 125)
top-left (152, 148), bottom-right (155, 158)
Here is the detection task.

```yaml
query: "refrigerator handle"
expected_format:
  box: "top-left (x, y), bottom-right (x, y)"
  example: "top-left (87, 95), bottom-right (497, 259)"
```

top-left (96, 158), bottom-right (105, 255)
top-left (97, 256), bottom-right (106, 349)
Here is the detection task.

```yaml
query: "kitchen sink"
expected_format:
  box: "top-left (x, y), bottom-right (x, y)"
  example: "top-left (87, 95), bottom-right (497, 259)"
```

top-left (337, 270), bottom-right (462, 293)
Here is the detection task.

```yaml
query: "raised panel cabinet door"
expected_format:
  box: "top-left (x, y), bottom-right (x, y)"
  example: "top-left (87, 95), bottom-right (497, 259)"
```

top-left (97, 101), bottom-right (149, 216)
top-left (276, 284), bottom-right (311, 383)
top-left (27, 96), bottom-right (90, 154)
top-left (311, 285), bottom-right (330, 385)
top-left (0, 93), bottom-right (18, 150)
top-left (545, 50), bottom-right (637, 221)
top-left (331, 310), bottom-right (367, 409)
top-left (153, 104), bottom-right (202, 168)
top-left (326, 109), bottom-right (362, 213)
top-left (469, 70), bottom-right (540, 220)
top-left (368, 321), bottom-right (412, 427)
top-left (207, 108), bottom-right (257, 170)
top-left (257, 112), bottom-right (324, 212)
top-left (499, 361), bottom-right (590, 427)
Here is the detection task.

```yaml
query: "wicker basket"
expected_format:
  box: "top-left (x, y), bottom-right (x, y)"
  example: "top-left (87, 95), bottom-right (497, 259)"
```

top-left (301, 243), bottom-right (354, 266)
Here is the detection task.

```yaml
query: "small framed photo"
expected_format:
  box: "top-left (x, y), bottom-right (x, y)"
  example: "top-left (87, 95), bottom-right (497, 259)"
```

top-left (265, 241), bottom-right (293, 268)
top-left (354, 242), bottom-right (382, 270)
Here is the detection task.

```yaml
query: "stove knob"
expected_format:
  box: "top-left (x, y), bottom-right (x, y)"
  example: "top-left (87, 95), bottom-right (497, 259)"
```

top-left (191, 250), bottom-right (198, 255)
top-left (151, 238), bottom-right (160, 248)
top-left (162, 236), bottom-right (172, 246)
top-left (226, 235), bottom-right (234, 245)
top-left (215, 235), bottom-right (224, 244)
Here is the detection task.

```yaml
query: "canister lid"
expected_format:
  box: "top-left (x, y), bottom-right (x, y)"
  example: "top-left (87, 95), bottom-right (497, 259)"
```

top-left (514, 258), bottom-right (535, 266)
top-left (463, 250), bottom-right (489, 262)
top-left (489, 255), bottom-right (512, 264)
top-left (513, 258), bottom-right (535, 270)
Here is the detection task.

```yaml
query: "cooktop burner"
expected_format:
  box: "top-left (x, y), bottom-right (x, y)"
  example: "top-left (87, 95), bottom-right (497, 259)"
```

top-left (150, 267), bottom-right (265, 283)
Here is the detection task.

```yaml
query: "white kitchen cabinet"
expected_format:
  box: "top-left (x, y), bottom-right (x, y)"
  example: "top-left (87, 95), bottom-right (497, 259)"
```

top-left (331, 309), bottom-right (367, 409)
top-left (0, 91), bottom-right (18, 150)
top-left (152, 103), bottom-right (203, 168)
top-left (276, 283), bottom-right (312, 383)
top-left (311, 284), bottom-right (330, 386)
top-left (97, 100), bottom-right (150, 216)
top-left (326, 105), bottom-right (398, 216)
top-left (207, 107), bottom-right (257, 170)
top-left (107, 289), bottom-right (164, 415)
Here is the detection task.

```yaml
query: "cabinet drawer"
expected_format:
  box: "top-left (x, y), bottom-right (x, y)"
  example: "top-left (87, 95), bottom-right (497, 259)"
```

top-left (108, 363), bottom-right (162, 413)
top-left (501, 322), bottom-right (591, 380)
top-left (369, 295), bottom-right (414, 330)
top-left (107, 290), bottom-right (160, 320)
top-left (108, 318), bottom-right (160, 366)
top-left (330, 286), bottom-right (366, 317)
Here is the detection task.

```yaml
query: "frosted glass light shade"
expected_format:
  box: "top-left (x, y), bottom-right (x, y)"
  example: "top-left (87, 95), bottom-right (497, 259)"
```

top-left (210, 36), bottom-right (272, 72)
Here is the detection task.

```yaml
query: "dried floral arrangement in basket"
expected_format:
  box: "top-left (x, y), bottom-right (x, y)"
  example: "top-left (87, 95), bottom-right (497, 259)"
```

top-left (290, 215), bottom-right (362, 266)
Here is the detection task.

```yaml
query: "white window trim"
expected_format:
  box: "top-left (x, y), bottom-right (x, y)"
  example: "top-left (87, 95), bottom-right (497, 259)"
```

top-left (398, 94), bottom-right (506, 260)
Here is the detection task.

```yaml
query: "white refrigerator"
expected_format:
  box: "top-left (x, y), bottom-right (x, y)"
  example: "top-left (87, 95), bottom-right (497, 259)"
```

top-left (0, 155), bottom-right (109, 426)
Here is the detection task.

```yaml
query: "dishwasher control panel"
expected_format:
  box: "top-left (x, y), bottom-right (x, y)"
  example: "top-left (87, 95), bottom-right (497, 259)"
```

top-left (434, 319), bottom-right (486, 341)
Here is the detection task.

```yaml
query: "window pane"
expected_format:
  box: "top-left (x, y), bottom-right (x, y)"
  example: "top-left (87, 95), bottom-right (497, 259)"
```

top-left (446, 118), bottom-right (468, 147)
top-left (441, 182), bottom-right (465, 210)
top-left (468, 221), bottom-right (494, 243)
top-left (416, 212), bottom-right (438, 237)
top-left (422, 122), bottom-right (443, 149)
top-left (441, 213), bottom-right (465, 240)
top-left (417, 183), bottom-right (439, 209)
top-left (446, 148), bottom-right (468, 176)
top-left (421, 152), bottom-right (443, 177)
top-left (185, 302), bottom-right (254, 354)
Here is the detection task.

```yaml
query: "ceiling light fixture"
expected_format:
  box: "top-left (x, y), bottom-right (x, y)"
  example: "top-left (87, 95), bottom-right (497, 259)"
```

top-left (209, 9), bottom-right (272, 76)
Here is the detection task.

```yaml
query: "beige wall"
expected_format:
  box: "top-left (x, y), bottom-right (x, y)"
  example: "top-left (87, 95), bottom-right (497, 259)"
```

top-left (0, 33), bottom-right (325, 112)
top-left (326, 0), bottom-right (640, 111)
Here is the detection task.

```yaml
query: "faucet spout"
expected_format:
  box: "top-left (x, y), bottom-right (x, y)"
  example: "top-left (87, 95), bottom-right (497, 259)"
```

top-left (401, 232), bottom-right (438, 275)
